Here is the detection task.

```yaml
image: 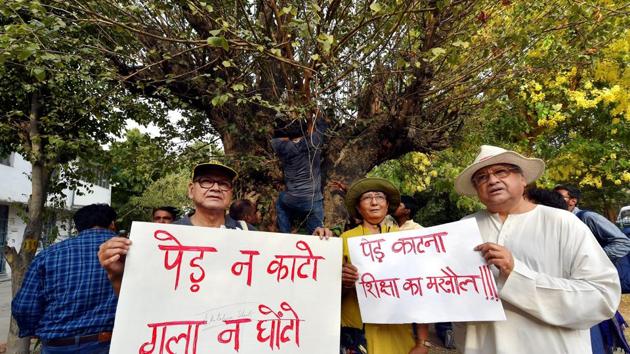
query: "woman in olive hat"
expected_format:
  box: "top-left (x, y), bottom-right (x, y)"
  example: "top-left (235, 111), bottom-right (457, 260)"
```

top-left (340, 178), bottom-right (429, 354)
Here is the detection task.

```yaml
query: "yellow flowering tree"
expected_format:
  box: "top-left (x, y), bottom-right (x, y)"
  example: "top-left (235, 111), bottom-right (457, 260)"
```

top-left (372, 16), bottom-right (629, 223)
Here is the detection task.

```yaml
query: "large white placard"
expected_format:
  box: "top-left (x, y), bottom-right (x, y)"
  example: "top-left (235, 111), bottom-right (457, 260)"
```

top-left (110, 222), bottom-right (342, 354)
top-left (347, 218), bottom-right (505, 324)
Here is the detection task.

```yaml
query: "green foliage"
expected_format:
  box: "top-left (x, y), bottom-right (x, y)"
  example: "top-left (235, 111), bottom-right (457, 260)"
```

top-left (3, 0), bottom-right (628, 230)
top-left (0, 1), bottom-right (165, 190)
top-left (130, 168), bottom-right (192, 212)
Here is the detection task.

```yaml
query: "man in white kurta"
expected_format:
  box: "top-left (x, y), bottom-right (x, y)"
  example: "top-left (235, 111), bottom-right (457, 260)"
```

top-left (452, 145), bottom-right (620, 354)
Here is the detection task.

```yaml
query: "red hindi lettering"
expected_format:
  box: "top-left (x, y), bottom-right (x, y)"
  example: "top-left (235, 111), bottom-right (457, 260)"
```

top-left (358, 272), bottom-right (381, 299)
top-left (217, 318), bottom-right (252, 352)
top-left (266, 240), bottom-right (325, 283)
top-left (139, 320), bottom-right (206, 354)
top-left (479, 265), bottom-right (499, 301)
top-left (391, 232), bottom-right (447, 256)
top-left (231, 250), bottom-right (260, 286)
top-left (256, 302), bottom-right (302, 350)
top-left (154, 230), bottom-right (218, 292)
top-left (402, 277), bottom-right (424, 296)
top-left (420, 232), bottom-right (447, 253)
top-left (391, 237), bottom-right (417, 255)
top-left (425, 266), bottom-right (482, 297)
top-left (359, 238), bottom-right (386, 263)
top-left (377, 278), bottom-right (400, 298)
top-left (358, 273), bottom-right (400, 299)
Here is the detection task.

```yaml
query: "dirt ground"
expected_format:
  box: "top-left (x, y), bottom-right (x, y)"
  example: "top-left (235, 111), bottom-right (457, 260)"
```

top-left (427, 294), bottom-right (630, 353)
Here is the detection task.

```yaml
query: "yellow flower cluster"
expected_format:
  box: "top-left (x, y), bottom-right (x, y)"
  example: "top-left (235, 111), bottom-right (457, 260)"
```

top-left (580, 173), bottom-right (603, 189)
top-left (568, 85), bottom-right (629, 122)
top-left (538, 111), bottom-right (567, 128)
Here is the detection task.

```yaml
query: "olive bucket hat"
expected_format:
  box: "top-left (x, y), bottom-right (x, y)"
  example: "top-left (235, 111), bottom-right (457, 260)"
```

top-left (344, 177), bottom-right (401, 219)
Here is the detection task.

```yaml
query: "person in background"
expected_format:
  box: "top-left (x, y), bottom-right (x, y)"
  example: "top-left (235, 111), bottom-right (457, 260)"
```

top-left (393, 195), bottom-right (422, 230)
top-left (12, 204), bottom-right (119, 354)
top-left (272, 113), bottom-right (327, 234)
top-left (524, 187), bottom-right (568, 210)
top-left (152, 206), bottom-right (178, 224)
top-left (229, 199), bottom-right (260, 226)
top-left (554, 184), bottom-right (630, 263)
top-left (553, 184), bottom-right (630, 354)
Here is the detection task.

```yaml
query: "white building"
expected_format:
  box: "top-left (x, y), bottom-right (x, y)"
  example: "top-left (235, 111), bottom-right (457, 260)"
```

top-left (0, 153), bottom-right (111, 277)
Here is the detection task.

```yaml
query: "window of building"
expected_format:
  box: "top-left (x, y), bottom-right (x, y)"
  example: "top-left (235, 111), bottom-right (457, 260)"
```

top-left (92, 168), bottom-right (110, 189)
top-left (0, 153), bottom-right (12, 166)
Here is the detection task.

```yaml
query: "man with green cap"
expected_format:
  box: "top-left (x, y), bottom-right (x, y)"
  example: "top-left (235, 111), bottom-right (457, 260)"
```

top-left (340, 177), bottom-right (430, 354)
top-left (174, 162), bottom-right (250, 229)
top-left (98, 161), bottom-right (251, 294)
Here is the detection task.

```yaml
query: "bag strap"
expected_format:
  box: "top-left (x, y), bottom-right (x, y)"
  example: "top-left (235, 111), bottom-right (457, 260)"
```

top-left (238, 220), bottom-right (249, 230)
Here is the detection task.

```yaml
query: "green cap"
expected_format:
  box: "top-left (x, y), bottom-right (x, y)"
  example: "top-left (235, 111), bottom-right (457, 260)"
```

top-left (192, 161), bottom-right (238, 181)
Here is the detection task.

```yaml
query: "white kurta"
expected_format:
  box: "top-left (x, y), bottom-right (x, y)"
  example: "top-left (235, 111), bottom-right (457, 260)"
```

top-left (399, 219), bottom-right (423, 231)
top-left (454, 205), bottom-right (620, 354)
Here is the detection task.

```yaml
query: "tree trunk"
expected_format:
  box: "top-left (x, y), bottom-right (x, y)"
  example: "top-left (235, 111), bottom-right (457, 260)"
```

top-left (6, 270), bottom-right (30, 354)
top-left (5, 93), bottom-right (51, 354)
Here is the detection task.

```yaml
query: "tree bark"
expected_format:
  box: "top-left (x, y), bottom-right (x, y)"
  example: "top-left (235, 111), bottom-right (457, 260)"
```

top-left (5, 93), bottom-right (51, 354)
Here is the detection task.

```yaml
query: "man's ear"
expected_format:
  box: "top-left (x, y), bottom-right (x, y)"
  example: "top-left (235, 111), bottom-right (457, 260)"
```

top-left (108, 221), bottom-right (116, 232)
top-left (187, 182), bottom-right (194, 199)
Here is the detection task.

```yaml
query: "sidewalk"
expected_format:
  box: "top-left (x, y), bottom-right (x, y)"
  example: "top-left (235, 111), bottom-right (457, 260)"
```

top-left (0, 276), bottom-right (10, 353)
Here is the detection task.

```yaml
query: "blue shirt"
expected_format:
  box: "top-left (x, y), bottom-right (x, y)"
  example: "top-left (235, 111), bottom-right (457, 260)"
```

top-left (574, 206), bottom-right (630, 262)
top-left (271, 119), bottom-right (326, 202)
top-left (11, 228), bottom-right (118, 339)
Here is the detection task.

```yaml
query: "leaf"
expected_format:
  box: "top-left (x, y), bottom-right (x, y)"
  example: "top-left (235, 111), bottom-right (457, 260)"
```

top-left (17, 47), bottom-right (35, 61)
top-left (270, 48), bottom-right (282, 56)
top-left (209, 29), bottom-right (222, 36)
top-left (222, 60), bottom-right (232, 67)
top-left (310, 54), bottom-right (320, 61)
top-left (32, 67), bottom-right (46, 82)
top-left (317, 33), bottom-right (334, 54)
top-left (452, 40), bottom-right (470, 49)
top-left (211, 93), bottom-right (231, 106)
top-left (207, 36), bottom-right (229, 51)
top-left (430, 47), bottom-right (446, 61)
top-left (231, 83), bottom-right (245, 91)
top-left (370, 2), bottom-right (382, 13)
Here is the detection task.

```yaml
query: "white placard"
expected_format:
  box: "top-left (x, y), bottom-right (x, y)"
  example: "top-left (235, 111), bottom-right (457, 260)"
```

top-left (347, 218), bottom-right (505, 324)
top-left (110, 222), bottom-right (342, 354)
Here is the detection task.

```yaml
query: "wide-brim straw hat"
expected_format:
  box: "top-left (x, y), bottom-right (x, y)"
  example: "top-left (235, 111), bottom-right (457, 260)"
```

top-left (455, 145), bottom-right (545, 196)
top-left (345, 177), bottom-right (401, 220)
top-left (192, 161), bottom-right (238, 181)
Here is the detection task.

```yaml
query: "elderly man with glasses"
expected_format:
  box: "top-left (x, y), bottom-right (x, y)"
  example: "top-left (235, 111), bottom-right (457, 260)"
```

top-left (98, 162), bottom-right (253, 295)
top-left (452, 145), bottom-right (620, 354)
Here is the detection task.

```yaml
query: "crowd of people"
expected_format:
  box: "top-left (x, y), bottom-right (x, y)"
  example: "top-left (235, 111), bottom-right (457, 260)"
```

top-left (10, 144), bottom-right (628, 354)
